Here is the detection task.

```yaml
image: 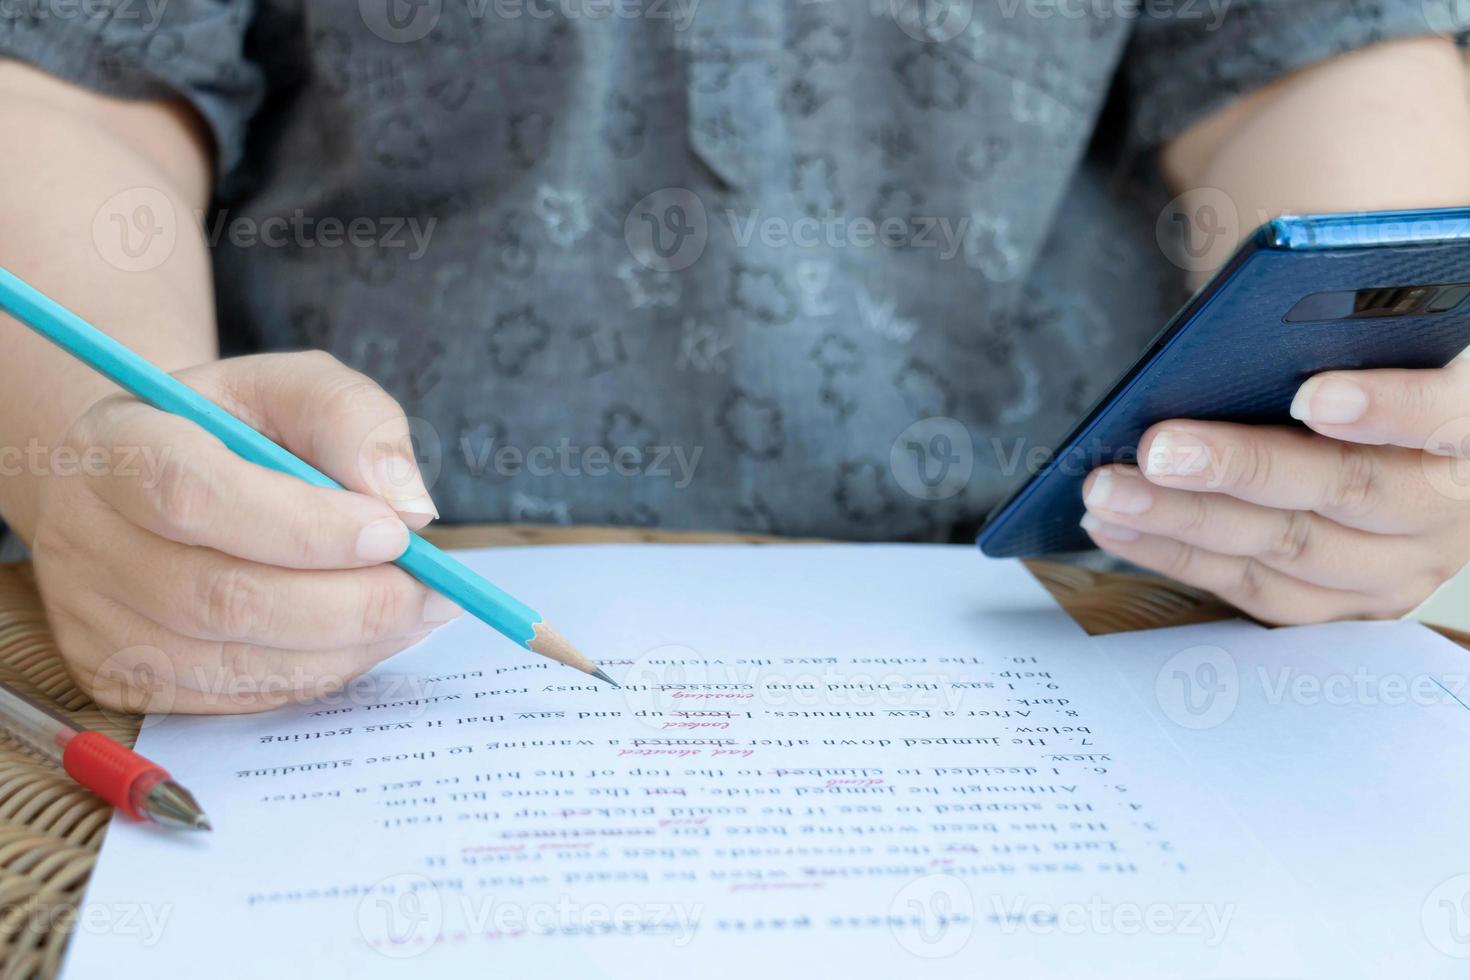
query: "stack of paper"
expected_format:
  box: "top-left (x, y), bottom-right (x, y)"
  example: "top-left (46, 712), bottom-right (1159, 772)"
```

top-left (61, 546), bottom-right (1470, 978)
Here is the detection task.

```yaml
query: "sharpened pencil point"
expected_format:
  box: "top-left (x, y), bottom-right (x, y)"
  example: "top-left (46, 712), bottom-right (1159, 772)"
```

top-left (527, 621), bottom-right (604, 679)
top-left (591, 668), bottom-right (619, 688)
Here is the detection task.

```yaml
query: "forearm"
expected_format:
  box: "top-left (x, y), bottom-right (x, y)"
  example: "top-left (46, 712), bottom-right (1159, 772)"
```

top-left (0, 61), bottom-right (217, 541)
top-left (1086, 36), bottom-right (1470, 624)
top-left (1163, 36), bottom-right (1470, 277)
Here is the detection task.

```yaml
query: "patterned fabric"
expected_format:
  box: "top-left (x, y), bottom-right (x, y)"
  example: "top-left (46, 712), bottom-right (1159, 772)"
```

top-left (1, 0), bottom-right (1460, 541)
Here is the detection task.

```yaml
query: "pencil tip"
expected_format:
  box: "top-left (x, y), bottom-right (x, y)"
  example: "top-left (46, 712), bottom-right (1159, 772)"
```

top-left (196, 817), bottom-right (213, 832)
top-left (528, 621), bottom-right (605, 681)
top-left (591, 668), bottom-right (620, 688)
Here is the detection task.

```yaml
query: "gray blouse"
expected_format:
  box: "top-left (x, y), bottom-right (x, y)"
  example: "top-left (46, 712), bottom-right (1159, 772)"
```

top-left (1, 0), bottom-right (1461, 541)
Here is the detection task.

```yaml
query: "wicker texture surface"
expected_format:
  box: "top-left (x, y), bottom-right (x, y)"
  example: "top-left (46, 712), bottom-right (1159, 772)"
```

top-left (0, 524), bottom-right (1450, 978)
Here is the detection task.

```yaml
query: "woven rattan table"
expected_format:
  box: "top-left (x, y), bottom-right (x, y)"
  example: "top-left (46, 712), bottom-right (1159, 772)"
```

top-left (0, 525), bottom-right (1460, 978)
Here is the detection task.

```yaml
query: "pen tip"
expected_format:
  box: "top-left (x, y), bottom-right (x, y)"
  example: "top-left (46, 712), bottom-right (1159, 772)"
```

top-left (590, 668), bottom-right (620, 688)
top-left (143, 780), bottom-right (212, 831)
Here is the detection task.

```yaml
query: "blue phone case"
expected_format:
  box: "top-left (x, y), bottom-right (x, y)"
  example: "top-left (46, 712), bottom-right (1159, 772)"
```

top-left (977, 207), bottom-right (1470, 558)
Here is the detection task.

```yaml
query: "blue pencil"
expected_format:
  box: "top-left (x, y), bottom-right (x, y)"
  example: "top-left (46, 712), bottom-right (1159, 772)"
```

top-left (0, 267), bottom-right (614, 687)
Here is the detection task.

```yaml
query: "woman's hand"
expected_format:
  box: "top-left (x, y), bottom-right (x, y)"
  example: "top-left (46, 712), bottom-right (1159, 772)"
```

top-left (1081, 355), bottom-right (1470, 625)
top-left (31, 351), bottom-right (458, 714)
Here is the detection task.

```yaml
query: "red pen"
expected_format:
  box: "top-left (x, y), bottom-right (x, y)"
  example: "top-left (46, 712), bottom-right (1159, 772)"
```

top-left (0, 681), bottom-right (210, 830)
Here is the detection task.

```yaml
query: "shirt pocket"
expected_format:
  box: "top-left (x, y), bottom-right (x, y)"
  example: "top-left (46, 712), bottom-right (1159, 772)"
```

top-left (678, 4), bottom-right (796, 193)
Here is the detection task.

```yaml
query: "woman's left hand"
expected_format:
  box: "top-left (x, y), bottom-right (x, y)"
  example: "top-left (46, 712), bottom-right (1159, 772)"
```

top-left (1081, 356), bottom-right (1470, 624)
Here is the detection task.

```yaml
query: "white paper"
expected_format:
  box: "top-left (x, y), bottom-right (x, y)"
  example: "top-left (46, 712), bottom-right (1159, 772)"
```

top-left (60, 546), bottom-right (1470, 978)
top-left (1090, 618), bottom-right (1470, 976)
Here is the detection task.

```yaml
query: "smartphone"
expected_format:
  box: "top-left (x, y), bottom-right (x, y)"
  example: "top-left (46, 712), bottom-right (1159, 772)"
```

top-left (977, 207), bottom-right (1470, 558)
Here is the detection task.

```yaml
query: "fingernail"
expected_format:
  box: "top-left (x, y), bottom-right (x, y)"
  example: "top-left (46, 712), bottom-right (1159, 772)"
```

top-left (373, 457), bottom-right (439, 525)
top-left (394, 499), bottom-right (439, 531)
top-left (422, 593), bottom-right (465, 625)
top-left (1080, 513), bottom-right (1140, 542)
top-left (1290, 377), bottom-right (1367, 425)
top-left (1084, 469), bottom-right (1154, 515)
top-left (355, 519), bottom-right (409, 563)
top-left (1144, 431), bottom-right (1211, 478)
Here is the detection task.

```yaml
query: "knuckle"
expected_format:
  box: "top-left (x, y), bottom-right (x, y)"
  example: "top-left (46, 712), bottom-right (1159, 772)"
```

top-left (281, 502), bottom-right (332, 565)
top-left (74, 393), bottom-right (131, 436)
top-left (1221, 440), bottom-right (1270, 492)
top-left (1267, 511), bottom-right (1315, 565)
top-left (1161, 541), bottom-right (1198, 582)
top-left (1176, 494), bottom-right (1211, 537)
top-left (1323, 446), bottom-right (1377, 517)
top-left (215, 642), bottom-right (265, 697)
top-left (1393, 376), bottom-right (1440, 427)
top-left (29, 519), bottom-right (77, 570)
top-left (321, 376), bottom-right (394, 423)
top-left (1231, 559), bottom-right (1270, 608)
top-left (198, 566), bottom-right (270, 640)
top-left (358, 578), bottom-right (414, 643)
top-left (68, 398), bottom-right (140, 491)
top-left (63, 404), bottom-right (106, 456)
top-left (150, 453), bottom-right (215, 542)
top-left (299, 349), bottom-right (344, 370)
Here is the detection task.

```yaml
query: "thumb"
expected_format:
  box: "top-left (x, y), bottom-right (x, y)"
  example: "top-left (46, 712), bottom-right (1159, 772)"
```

top-left (180, 352), bottom-right (441, 529)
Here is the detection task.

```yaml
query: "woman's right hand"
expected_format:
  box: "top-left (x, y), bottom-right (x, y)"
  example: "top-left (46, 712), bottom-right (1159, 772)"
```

top-left (30, 351), bottom-right (461, 714)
